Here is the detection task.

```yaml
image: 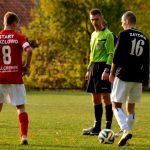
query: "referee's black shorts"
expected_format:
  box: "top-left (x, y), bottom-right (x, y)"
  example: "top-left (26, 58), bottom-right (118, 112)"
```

top-left (86, 62), bottom-right (111, 93)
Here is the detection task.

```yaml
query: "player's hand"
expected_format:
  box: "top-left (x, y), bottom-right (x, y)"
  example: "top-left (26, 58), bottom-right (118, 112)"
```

top-left (109, 73), bottom-right (115, 83)
top-left (101, 71), bottom-right (109, 80)
top-left (22, 65), bottom-right (30, 76)
top-left (85, 71), bottom-right (89, 80)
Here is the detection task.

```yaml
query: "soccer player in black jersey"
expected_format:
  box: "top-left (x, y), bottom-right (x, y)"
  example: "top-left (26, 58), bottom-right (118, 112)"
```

top-left (109, 11), bottom-right (149, 146)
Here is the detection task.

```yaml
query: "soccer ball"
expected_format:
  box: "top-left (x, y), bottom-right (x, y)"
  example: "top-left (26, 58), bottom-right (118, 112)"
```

top-left (98, 129), bottom-right (115, 144)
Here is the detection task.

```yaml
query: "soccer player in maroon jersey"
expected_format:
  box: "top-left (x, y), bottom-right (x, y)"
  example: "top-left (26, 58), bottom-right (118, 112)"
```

top-left (109, 11), bottom-right (149, 146)
top-left (0, 12), bottom-right (32, 145)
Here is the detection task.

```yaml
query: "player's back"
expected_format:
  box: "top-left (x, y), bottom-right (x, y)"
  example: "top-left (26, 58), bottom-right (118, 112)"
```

top-left (114, 28), bottom-right (149, 83)
top-left (0, 30), bottom-right (25, 84)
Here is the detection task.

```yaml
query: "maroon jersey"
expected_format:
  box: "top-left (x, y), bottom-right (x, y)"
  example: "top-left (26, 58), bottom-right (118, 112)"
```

top-left (0, 30), bottom-right (30, 84)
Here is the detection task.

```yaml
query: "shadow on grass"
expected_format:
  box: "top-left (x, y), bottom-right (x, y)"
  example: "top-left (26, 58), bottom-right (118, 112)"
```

top-left (0, 143), bottom-right (150, 150)
top-left (25, 144), bottom-right (111, 150)
top-left (0, 144), bottom-right (101, 150)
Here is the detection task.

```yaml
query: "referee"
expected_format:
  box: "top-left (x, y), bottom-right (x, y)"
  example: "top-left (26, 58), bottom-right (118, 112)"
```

top-left (83, 8), bottom-right (115, 135)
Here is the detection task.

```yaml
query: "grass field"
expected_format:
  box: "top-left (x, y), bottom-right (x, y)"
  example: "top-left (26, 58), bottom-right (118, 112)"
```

top-left (0, 90), bottom-right (150, 150)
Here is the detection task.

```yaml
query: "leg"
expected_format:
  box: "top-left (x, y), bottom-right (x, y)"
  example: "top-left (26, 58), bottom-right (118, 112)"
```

top-left (83, 93), bottom-right (102, 135)
top-left (0, 103), bottom-right (3, 112)
top-left (112, 102), bottom-right (129, 131)
top-left (84, 63), bottom-right (107, 135)
top-left (111, 78), bottom-right (133, 146)
top-left (102, 93), bottom-right (113, 129)
top-left (16, 104), bottom-right (29, 145)
top-left (125, 82), bottom-right (142, 130)
top-left (126, 102), bottom-right (135, 130)
top-left (92, 93), bottom-right (103, 131)
top-left (112, 102), bottom-right (132, 146)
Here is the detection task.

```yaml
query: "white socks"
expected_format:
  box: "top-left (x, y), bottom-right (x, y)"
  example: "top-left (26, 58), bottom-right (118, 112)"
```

top-left (114, 108), bottom-right (135, 132)
top-left (126, 113), bottom-right (135, 130)
top-left (114, 108), bottom-right (129, 131)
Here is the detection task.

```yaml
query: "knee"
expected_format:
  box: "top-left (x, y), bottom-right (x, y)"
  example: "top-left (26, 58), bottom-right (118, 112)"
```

top-left (0, 103), bottom-right (3, 112)
top-left (112, 102), bottom-right (122, 111)
top-left (16, 104), bottom-right (25, 114)
top-left (127, 103), bottom-right (135, 114)
top-left (92, 94), bottom-right (102, 105)
top-left (93, 98), bottom-right (101, 105)
top-left (102, 93), bottom-right (111, 105)
top-left (127, 109), bottom-right (135, 115)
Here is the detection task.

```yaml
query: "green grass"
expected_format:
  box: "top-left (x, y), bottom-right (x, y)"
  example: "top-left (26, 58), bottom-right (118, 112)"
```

top-left (0, 90), bottom-right (150, 149)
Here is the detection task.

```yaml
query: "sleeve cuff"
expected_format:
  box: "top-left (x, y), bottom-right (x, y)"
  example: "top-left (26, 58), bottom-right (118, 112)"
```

top-left (105, 64), bottom-right (111, 70)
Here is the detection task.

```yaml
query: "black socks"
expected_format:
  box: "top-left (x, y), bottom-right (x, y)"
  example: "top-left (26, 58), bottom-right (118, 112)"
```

top-left (105, 104), bottom-right (113, 129)
top-left (94, 104), bottom-right (103, 130)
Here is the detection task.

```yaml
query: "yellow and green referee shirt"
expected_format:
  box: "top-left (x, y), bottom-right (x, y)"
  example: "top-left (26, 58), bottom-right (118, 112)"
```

top-left (88, 28), bottom-right (114, 69)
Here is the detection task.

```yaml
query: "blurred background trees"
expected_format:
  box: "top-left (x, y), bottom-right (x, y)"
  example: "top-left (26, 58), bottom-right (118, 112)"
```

top-left (22, 0), bottom-right (150, 89)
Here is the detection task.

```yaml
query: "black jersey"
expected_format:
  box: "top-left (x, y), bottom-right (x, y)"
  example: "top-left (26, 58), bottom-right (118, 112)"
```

top-left (113, 28), bottom-right (149, 85)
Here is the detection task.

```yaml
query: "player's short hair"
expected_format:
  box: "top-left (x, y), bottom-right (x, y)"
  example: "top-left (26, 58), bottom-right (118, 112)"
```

top-left (102, 19), bottom-right (107, 27)
top-left (4, 12), bottom-right (19, 25)
top-left (89, 8), bottom-right (102, 16)
top-left (123, 11), bottom-right (136, 24)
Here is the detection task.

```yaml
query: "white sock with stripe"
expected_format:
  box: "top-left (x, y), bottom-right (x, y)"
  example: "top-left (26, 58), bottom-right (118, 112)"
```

top-left (114, 108), bottom-right (129, 131)
top-left (126, 113), bottom-right (134, 130)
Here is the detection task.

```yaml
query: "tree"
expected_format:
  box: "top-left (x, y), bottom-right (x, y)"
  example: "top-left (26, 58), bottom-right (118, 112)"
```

top-left (123, 0), bottom-right (150, 38)
top-left (22, 0), bottom-right (124, 89)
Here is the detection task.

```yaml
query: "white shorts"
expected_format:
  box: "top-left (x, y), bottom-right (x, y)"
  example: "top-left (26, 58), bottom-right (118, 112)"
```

top-left (111, 77), bottom-right (142, 103)
top-left (0, 84), bottom-right (26, 106)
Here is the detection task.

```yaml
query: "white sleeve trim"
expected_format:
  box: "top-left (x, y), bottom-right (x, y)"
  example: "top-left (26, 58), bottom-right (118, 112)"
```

top-left (22, 42), bottom-right (30, 49)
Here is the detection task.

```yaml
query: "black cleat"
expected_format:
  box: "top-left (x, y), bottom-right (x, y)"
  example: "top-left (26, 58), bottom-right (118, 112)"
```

top-left (21, 138), bottom-right (28, 145)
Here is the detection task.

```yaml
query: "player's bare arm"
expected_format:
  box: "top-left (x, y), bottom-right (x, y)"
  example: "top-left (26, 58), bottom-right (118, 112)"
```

top-left (85, 71), bottom-right (90, 80)
top-left (22, 47), bottom-right (32, 76)
top-left (109, 63), bottom-right (117, 83)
